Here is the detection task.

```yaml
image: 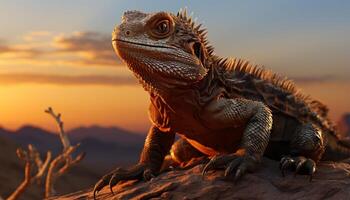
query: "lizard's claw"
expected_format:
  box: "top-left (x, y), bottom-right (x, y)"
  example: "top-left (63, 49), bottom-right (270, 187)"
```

top-left (202, 154), bottom-right (236, 176)
top-left (93, 173), bottom-right (113, 200)
top-left (294, 157), bottom-right (316, 182)
top-left (224, 157), bottom-right (243, 178)
top-left (224, 155), bottom-right (258, 181)
top-left (202, 153), bottom-right (258, 181)
top-left (280, 156), bottom-right (295, 177)
top-left (93, 164), bottom-right (151, 200)
top-left (279, 156), bottom-right (316, 182)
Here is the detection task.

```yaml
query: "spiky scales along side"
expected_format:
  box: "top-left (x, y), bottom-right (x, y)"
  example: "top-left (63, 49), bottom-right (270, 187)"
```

top-left (176, 8), bottom-right (336, 137)
top-left (213, 56), bottom-right (337, 136)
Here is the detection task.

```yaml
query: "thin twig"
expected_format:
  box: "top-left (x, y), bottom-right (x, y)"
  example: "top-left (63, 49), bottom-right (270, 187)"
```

top-left (6, 145), bottom-right (51, 200)
top-left (44, 107), bottom-right (85, 198)
top-left (6, 162), bottom-right (31, 200)
top-left (45, 107), bottom-right (71, 150)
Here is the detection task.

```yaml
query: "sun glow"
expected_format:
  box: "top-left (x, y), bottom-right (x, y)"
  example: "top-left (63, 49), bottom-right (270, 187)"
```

top-left (0, 84), bottom-right (150, 133)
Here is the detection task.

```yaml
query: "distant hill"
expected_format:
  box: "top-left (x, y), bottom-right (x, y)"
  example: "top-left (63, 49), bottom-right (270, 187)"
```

top-left (68, 125), bottom-right (144, 145)
top-left (0, 126), bottom-right (61, 153)
top-left (0, 125), bottom-right (145, 172)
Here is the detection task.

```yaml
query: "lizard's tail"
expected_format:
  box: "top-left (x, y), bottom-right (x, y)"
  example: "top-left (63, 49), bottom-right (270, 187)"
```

top-left (322, 133), bottom-right (350, 161)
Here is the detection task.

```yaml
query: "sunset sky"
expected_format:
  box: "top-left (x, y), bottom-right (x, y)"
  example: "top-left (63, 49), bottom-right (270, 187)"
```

top-left (0, 0), bottom-right (349, 133)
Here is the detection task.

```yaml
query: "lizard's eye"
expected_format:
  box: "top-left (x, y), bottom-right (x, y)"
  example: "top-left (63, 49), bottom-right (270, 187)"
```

top-left (156, 20), bottom-right (170, 34)
top-left (150, 19), bottom-right (172, 38)
top-left (147, 13), bottom-right (174, 39)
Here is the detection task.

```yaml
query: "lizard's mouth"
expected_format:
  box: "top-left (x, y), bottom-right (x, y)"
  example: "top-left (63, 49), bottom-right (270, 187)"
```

top-left (112, 39), bottom-right (174, 50)
top-left (112, 38), bottom-right (206, 88)
top-left (112, 39), bottom-right (193, 86)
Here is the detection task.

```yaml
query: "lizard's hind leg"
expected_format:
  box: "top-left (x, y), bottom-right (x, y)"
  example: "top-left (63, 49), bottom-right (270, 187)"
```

top-left (280, 123), bottom-right (325, 181)
top-left (161, 138), bottom-right (207, 171)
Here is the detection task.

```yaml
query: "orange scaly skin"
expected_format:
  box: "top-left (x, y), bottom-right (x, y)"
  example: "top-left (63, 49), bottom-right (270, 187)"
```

top-left (93, 9), bottom-right (350, 199)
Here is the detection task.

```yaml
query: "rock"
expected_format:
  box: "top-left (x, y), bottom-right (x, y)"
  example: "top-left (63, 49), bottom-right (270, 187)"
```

top-left (51, 158), bottom-right (350, 200)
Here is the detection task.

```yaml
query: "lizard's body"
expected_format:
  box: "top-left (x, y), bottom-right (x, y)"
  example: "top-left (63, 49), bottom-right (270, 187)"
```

top-left (149, 60), bottom-right (325, 163)
top-left (151, 93), bottom-right (246, 156)
top-left (93, 9), bottom-right (350, 197)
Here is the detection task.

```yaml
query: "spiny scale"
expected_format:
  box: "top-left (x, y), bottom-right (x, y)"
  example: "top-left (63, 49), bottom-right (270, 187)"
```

top-left (219, 57), bottom-right (299, 96)
top-left (215, 56), bottom-right (336, 134)
top-left (177, 8), bottom-right (214, 56)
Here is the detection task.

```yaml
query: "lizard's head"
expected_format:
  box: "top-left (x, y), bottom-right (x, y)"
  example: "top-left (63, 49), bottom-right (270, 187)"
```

top-left (112, 9), bottom-right (214, 94)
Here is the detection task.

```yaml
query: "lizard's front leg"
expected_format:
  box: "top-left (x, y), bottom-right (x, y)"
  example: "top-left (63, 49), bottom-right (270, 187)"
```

top-left (202, 98), bottom-right (273, 181)
top-left (93, 126), bottom-right (174, 199)
top-left (280, 123), bottom-right (324, 181)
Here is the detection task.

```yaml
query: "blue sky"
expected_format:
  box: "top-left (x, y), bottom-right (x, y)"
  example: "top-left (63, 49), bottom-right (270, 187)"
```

top-left (2, 1), bottom-right (350, 36)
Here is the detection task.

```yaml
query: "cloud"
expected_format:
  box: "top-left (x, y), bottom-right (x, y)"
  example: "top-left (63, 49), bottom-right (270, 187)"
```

top-left (53, 31), bottom-right (122, 66)
top-left (0, 73), bottom-right (136, 86)
top-left (0, 43), bottom-right (43, 58)
top-left (22, 31), bottom-right (52, 42)
top-left (0, 42), bottom-right (11, 52)
top-left (54, 32), bottom-right (109, 52)
top-left (0, 31), bottom-right (122, 67)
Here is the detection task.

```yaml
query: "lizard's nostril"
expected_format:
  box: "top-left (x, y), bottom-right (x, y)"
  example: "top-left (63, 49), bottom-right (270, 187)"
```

top-left (125, 30), bottom-right (131, 36)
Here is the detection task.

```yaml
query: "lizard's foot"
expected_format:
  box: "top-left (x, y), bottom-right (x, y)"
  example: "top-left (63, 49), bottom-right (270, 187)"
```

top-left (93, 163), bottom-right (153, 200)
top-left (280, 156), bottom-right (316, 181)
top-left (202, 153), bottom-right (259, 181)
top-left (181, 156), bottom-right (210, 170)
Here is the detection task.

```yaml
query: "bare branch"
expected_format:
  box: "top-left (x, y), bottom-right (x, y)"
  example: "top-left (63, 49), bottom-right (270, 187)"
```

top-left (45, 107), bottom-right (71, 150)
top-left (6, 162), bottom-right (31, 200)
top-left (7, 145), bottom-right (51, 200)
top-left (45, 144), bottom-right (85, 197)
top-left (32, 151), bottom-right (52, 184)
top-left (7, 107), bottom-right (85, 199)
top-left (57, 152), bottom-right (85, 177)
top-left (44, 107), bottom-right (85, 198)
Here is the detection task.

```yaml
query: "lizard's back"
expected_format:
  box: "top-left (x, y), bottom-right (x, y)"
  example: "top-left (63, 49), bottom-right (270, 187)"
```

top-left (214, 57), bottom-right (335, 135)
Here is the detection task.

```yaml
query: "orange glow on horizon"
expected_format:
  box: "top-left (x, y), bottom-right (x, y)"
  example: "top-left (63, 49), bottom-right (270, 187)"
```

top-left (0, 84), bottom-right (150, 133)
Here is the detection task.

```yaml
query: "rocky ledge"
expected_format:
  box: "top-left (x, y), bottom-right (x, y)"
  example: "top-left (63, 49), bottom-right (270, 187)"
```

top-left (51, 158), bottom-right (350, 200)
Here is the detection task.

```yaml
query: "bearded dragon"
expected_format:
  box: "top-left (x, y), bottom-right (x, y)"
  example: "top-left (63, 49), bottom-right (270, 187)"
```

top-left (93, 9), bottom-right (350, 199)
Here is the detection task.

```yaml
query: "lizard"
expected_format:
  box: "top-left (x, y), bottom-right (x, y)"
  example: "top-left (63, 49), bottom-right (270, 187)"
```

top-left (93, 9), bottom-right (350, 198)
